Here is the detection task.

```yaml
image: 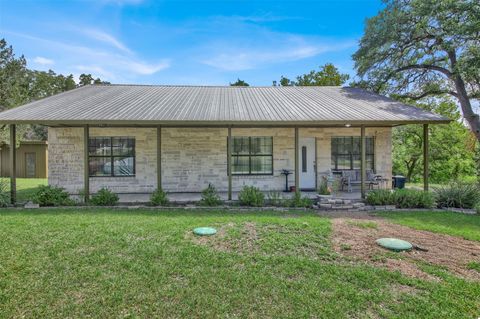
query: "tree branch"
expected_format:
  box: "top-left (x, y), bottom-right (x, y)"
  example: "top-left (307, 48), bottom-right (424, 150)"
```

top-left (397, 90), bottom-right (458, 100)
top-left (395, 64), bottom-right (453, 78)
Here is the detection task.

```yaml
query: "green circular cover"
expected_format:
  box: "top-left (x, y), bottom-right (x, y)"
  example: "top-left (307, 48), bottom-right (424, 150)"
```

top-left (193, 227), bottom-right (217, 236)
top-left (376, 238), bottom-right (412, 252)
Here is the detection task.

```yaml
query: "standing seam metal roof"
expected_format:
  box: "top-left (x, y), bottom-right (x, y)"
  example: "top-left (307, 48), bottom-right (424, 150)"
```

top-left (0, 84), bottom-right (450, 125)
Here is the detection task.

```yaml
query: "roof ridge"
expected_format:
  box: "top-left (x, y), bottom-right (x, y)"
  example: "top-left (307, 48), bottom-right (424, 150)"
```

top-left (91, 84), bottom-right (345, 88)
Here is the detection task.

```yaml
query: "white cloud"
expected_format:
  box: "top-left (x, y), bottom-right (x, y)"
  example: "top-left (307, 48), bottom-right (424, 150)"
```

top-left (32, 56), bottom-right (54, 65)
top-left (201, 36), bottom-right (356, 71)
top-left (80, 29), bottom-right (132, 54)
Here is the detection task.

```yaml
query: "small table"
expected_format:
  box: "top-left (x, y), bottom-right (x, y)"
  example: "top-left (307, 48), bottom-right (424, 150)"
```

top-left (375, 176), bottom-right (390, 189)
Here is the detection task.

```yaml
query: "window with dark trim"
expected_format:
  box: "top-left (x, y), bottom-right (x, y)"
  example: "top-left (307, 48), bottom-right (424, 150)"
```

top-left (230, 136), bottom-right (273, 175)
top-left (331, 137), bottom-right (374, 170)
top-left (88, 137), bottom-right (135, 177)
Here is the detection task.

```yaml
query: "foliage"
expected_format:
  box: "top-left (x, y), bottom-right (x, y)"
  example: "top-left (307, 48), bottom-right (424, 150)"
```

top-left (266, 191), bottom-right (284, 206)
top-left (365, 189), bottom-right (434, 208)
top-left (229, 78), bottom-right (249, 86)
top-left (273, 63), bottom-right (349, 86)
top-left (200, 184), bottom-right (222, 206)
top-left (318, 177), bottom-right (331, 195)
top-left (150, 188), bottom-right (169, 206)
top-left (0, 179), bottom-right (10, 207)
top-left (238, 186), bottom-right (265, 207)
top-left (393, 189), bottom-right (435, 209)
top-left (435, 182), bottom-right (480, 209)
top-left (286, 192), bottom-right (313, 208)
top-left (353, 0), bottom-right (480, 141)
top-left (32, 185), bottom-right (74, 206)
top-left (0, 38), bottom-right (109, 143)
top-left (392, 98), bottom-right (477, 183)
top-left (90, 188), bottom-right (119, 206)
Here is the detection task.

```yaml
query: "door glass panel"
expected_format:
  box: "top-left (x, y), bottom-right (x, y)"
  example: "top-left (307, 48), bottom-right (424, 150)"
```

top-left (25, 153), bottom-right (36, 178)
top-left (302, 146), bottom-right (307, 172)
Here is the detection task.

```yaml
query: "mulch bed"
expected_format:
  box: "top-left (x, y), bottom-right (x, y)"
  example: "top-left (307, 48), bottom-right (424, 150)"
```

top-left (332, 217), bottom-right (480, 281)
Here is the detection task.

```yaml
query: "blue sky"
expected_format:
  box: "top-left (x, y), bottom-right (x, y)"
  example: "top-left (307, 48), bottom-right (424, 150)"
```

top-left (0, 0), bottom-right (383, 85)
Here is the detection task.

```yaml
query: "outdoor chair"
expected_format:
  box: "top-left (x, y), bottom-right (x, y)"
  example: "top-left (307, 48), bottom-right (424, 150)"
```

top-left (340, 169), bottom-right (380, 192)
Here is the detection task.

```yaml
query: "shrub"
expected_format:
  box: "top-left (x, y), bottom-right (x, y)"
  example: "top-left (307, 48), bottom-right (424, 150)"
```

top-left (365, 189), bottom-right (395, 206)
top-left (365, 188), bottom-right (434, 208)
top-left (90, 188), bottom-right (119, 206)
top-left (0, 179), bottom-right (10, 207)
top-left (435, 182), bottom-right (480, 209)
top-left (200, 184), bottom-right (222, 206)
top-left (238, 186), bottom-right (264, 207)
top-left (267, 191), bottom-right (284, 206)
top-left (318, 177), bottom-right (331, 195)
top-left (32, 185), bottom-right (75, 206)
top-left (392, 189), bottom-right (435, 209)
top-left (150, 188), bottom-right (169, 206)
top-left (287, 192), bottom-right (313, 208)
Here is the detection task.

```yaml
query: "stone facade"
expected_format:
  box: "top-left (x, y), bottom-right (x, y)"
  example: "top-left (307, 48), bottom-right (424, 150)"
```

top-left (48, 126), bottom-right (392, 194)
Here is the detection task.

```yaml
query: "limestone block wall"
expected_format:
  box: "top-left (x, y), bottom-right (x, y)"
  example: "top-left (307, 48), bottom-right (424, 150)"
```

top-left (48, 126), bottom-right (392, 194)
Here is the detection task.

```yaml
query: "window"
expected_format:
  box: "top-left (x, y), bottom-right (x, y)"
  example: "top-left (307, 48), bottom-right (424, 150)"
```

top-left (89, 137), bottom-right (135, 177)
top-left (230, 136), bottom-right (273, 175)
top-left (331, 137), bottom-right (374, 170)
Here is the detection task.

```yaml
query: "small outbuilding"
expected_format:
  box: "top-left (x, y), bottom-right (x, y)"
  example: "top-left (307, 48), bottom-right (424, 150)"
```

top-left (0, 141), bottom-right (47, 178)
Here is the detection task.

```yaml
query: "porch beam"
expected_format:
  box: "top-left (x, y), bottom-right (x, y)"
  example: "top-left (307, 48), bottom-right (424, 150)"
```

top-left (83, 125), bottom-right (89, 203)
top-left (360, 125), bottom-right (366, 199)
top-left (294, 127), bottom-right (299, 193)
top-left (9, 124), bottom-right (16, 205)
top-left (157, 126), bottom-right (162, 190)
top-left (423, 124), bottom-right (429, 191)
top-left (227, 127), bottom-right (232, 200)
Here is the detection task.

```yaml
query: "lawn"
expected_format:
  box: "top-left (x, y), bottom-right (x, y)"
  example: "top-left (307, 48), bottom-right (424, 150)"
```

top-left (0, 209), bottom-right (479, 318)
top-left (0, 178), bottom-right (47, 203)
top-left (377, 211), bottom-right (480, 242)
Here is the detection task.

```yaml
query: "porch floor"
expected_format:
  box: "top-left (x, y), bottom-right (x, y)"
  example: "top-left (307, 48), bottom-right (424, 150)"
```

top-left (116, 190), bottom-right (365, 203)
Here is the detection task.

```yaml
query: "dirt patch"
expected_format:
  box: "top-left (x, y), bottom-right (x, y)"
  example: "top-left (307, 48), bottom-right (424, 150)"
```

top-left (187, 222), bottom-right (259, 254)
top-left (332, 218), bottom-right (480, 281)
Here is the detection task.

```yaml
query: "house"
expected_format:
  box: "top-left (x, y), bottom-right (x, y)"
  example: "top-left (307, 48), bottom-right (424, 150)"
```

top-left (0, 85), bottom-right (449, 204)
top-left (0, 141), bottom-right (48, 178)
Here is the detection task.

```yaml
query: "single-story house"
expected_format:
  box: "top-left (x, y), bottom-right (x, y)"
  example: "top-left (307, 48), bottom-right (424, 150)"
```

top-left (0, 85), bottom-right (449, 204)
top-left (0, 141), bottom-right (48, 178)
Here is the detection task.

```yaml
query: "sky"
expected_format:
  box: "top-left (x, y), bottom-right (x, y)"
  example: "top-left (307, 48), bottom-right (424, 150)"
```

top-left (0, 0), bottom-right (384, 86)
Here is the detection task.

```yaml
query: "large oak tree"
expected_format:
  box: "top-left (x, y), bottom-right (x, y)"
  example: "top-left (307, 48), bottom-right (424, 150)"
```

top-left (353, 0), bottom-right (480, 140)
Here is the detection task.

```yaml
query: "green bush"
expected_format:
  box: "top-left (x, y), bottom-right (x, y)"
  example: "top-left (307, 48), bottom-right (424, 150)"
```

top-left (33, 185), bottom-right (75, 206)
top-left (200, 184), bottom-right (222, 206)
top-left (90, 188), bottom-right (119, 206)
top-left (0, 179), bottom-right (10, 207)
top-left (365, 189), bottom-right (395, 206)
top-left (266, 191), bottom-right (284, 206)
top-left (318, 177), bottom-right (331, 195)
top-left (287, 191), bottom-right (313, 208)
top-left (392, 189), bottom-right (435, 209)
top-left (150, 188), bottom-right (169, 206)
top-left (238, 186), bottom-right (264, 207)
top-left (365, 189), bottom-right (434, 208)
top-left (435, 182), bottom-right (480, 209)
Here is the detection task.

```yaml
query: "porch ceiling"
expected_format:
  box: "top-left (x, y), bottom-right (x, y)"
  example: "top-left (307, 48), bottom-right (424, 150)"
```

top-left (0, 85), bottom-right (450, 126)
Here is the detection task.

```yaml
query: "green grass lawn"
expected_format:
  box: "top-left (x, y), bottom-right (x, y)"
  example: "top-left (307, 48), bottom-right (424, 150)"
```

top-left (1, 178), bottom-right (47, 203)
top-left (377, 211), bottom-right (480, 242)
top-left (0, 209), bottom-right (479, 318)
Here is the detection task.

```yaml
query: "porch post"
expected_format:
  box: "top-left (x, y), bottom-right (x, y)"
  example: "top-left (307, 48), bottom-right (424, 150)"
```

top-left (83, 125), bottom-right (89, 203)
top-left (157, 126), bottom-right (162, 190)
top-left (423, 124), bottom-right (429, 191)
top-left (9, 124), bottom-right (16, 205)
top-left (360, 125), bottom-right (366, 199)
top-left (227, 126), bottom-right (232, 200)
top-left (294, 127), bottom-right (299, 193)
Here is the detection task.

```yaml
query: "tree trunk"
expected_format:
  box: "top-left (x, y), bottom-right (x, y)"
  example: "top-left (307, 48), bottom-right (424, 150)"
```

top-left (453, 76), bottom-right (480, 141)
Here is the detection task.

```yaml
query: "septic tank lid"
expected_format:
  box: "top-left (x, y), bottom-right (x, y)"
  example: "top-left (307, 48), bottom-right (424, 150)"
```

top-left (193, 227), bottom-right (217, 236)
top-left (376, 238), bottom-right (412, 252)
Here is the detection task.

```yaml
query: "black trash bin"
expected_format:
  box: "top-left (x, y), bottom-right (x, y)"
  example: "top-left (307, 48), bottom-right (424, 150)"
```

top-left (392, 175), bottom-right (406, 189)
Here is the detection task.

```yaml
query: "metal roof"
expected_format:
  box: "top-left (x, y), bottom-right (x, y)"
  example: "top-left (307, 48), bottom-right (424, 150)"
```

top-left (0, 84), bottom-right (450, 126)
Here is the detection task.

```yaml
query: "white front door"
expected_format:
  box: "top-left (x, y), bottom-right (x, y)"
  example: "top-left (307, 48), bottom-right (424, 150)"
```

top-left (298, 137), bottom-right (316, 189)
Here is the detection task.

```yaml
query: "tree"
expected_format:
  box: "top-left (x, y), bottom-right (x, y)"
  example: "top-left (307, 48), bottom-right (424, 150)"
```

top-left (393, 98), bottom-right (476, 183)
top-left (273, 63), bottom-right (349, 86)
top-left (230, 78), bottom-right (249, 86)
top-left (353, 0), bottom-right (480, 140)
